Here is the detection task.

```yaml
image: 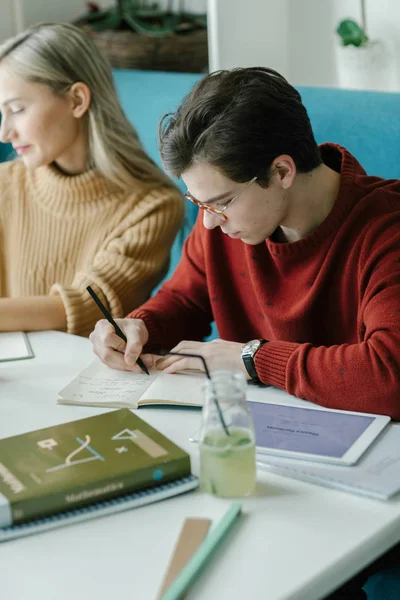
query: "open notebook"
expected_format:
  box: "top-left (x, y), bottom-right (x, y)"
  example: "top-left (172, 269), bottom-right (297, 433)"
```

top-left (58, 358), bottom-right (204, 408)
top-left (0, 332), bottom-right (34, 362)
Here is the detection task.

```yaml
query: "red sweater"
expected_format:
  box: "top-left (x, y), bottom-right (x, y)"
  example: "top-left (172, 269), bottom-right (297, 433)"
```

top-left (130, 145), bottom-right (400, 419)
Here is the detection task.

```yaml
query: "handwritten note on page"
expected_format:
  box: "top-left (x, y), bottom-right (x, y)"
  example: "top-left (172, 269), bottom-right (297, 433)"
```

top-left (58, 359), bottom-right (157, 408)
top-left (57, 358), bottom-right (204, 408)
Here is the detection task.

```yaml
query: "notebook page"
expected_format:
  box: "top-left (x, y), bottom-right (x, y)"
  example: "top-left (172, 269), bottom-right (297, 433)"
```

top-left (0, 332), bottom-right (33, 362)
top-left (139, 371), bottom-right (204, 406)
top-left (57, 358), bottom-right (158, 407)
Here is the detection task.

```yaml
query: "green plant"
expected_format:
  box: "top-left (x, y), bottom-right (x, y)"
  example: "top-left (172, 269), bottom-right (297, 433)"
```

top-left (336, 0), bottom-right (368, 47)
top-left (79, 0), bottom-right (206, 38)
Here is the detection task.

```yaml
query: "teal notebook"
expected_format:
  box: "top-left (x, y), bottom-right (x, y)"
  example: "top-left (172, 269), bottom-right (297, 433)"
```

top-left (0, 474), bottom-right (198, 542)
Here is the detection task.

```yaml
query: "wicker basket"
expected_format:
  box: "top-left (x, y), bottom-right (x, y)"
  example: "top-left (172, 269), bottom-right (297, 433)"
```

top-left (84, 27), bottom-right (208, 73)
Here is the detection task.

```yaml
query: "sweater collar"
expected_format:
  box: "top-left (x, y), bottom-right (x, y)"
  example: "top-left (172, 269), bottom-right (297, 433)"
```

top-left (27, 163), bottom-right (119, 209)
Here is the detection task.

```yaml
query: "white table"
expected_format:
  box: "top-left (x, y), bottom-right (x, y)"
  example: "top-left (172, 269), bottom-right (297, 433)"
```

top-left (1, 331), bottom-right (400, 600)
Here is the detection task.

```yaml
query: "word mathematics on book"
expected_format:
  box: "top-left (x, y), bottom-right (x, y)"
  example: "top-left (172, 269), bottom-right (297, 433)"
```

top-left (0, 409), bottom-right (197, 538)
top-left (58, 358), bottom-right (204, 409)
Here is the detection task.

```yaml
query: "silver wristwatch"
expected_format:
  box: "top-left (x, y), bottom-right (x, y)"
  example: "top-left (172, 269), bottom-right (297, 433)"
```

top-left (241, 339), bottom-right (267, 381)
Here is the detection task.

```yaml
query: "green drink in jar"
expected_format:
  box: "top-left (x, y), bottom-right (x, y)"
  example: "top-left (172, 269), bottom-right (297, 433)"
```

top-left (199, 370), bottom-right (256, 498)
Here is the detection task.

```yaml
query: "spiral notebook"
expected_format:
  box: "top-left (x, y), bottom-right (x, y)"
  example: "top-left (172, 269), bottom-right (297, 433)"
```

top-left (0, 475), bottom-right (198, 543)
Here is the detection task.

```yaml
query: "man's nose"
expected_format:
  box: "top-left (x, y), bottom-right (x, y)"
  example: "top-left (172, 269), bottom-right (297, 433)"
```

top-left (203, 210), bottom-right (220, 230)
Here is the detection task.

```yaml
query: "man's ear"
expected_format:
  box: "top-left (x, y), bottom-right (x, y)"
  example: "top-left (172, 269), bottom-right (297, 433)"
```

top-left (68, 82), bottom-right (91, 119)
top-left (271, 155), bottom-right (296, 189)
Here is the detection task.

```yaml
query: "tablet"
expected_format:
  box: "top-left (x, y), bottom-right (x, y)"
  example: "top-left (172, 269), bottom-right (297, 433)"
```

top-left (248, 401), bottom-right (390, 466)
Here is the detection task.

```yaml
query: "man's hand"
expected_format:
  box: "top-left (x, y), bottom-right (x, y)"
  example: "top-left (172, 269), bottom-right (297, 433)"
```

top-left (89, 318), bottom-right (150, 372)
top-left (154, 339), bottom-right (249, 378)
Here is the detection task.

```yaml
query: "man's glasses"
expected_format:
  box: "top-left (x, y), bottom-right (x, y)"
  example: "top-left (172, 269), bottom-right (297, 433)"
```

top-left (184, 176), bottom-right (258, 222)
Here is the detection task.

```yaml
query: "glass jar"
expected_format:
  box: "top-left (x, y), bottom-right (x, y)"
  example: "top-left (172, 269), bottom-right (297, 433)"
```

top-left (199, 369), bottom-right (256, 498)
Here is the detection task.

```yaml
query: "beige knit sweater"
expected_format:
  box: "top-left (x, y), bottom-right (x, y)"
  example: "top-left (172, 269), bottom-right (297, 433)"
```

top-left (0, 160), bottom-right (184, 336)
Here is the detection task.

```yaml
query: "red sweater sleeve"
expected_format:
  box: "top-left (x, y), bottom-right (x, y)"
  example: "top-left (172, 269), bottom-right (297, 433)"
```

top-left (255, 217), bottom-right (400, 419)
top-left (128, 215), bottom-right (213, 352)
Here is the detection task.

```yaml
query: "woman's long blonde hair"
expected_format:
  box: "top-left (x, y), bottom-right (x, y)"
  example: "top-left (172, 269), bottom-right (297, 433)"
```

top-left (0, 22), bottom-right (175, 191)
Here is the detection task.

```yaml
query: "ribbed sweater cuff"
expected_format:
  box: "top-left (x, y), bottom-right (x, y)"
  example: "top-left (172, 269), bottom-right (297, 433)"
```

top-left (50, 284), bottom-right (106, 337)
top-left (255, 341), bottom-right (300, 390)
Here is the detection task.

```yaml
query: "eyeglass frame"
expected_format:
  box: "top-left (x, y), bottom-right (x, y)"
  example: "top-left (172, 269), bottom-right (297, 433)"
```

top-left (184, 176), bottom-right (258, 221)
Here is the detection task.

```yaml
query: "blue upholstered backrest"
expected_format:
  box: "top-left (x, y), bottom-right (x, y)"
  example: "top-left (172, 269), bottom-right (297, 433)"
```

top-left (0, 141), bottom-right (12, 162)
top-left (1, 72), bottom-right (399, 180)
top-left (298, 86), bottom-right (400, 180)
top-left (112, 70), bottom-right (400, 181)
top-left (112, 70), bottom-right (202, 287)
top-left (112, 71), bottom-right (400, 286)
top-left (1, 70), bottom-right (399, 290)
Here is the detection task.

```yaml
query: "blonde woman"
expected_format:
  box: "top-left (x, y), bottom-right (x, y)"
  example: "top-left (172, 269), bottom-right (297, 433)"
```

top-left (0, 23), bottom-right (184, 336)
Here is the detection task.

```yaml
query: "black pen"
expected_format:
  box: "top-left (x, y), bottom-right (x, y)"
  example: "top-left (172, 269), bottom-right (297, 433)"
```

top-left (86, 285), bottom-right (149, 376)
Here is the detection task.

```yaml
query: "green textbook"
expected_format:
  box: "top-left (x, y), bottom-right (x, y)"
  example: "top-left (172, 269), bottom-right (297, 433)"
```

top-left (0, 409), bottom-right (191, 527)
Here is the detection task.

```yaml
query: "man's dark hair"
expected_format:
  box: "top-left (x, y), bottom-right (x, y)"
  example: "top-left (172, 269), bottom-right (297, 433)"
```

top-left (159, 67), bottom-right (322, 186)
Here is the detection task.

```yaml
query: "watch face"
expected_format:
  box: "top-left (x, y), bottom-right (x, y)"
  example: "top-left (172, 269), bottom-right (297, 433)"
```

top-left (249, 339), bottom-right (262, 353)
top-left (241, 339), bottom-right (262, 380)
top-left (242, 339), bottom-right (262, 356)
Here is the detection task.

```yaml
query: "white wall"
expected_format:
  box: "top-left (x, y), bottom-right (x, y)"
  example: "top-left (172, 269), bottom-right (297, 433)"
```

top-left (4, 0), bottom-right (400, 90)
top-left (331, 0), bottom-right (400, 90)
top-left (288, 0), bottom-right (337, 87)
top-left (0, 0), bottom-right (19, 42)
top-left (10, 0), bottom-right (89, 32)
top-left (209, 0), bottom-right (400, 91)
top-left (207, 0), bottom-right (290, 77)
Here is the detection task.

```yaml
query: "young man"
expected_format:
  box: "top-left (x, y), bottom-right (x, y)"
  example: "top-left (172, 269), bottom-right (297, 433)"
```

top-left (90, 66), bottom-right (400, 600)
top-left (90, 66), bottom-right (400, 420)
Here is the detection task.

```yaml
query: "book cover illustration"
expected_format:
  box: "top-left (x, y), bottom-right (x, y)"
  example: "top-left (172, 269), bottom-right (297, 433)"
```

top-left (0, 409), bottom-right (190, 526)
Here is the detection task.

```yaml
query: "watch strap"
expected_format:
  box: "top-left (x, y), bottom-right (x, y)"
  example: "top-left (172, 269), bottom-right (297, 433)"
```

top-left (242, 339), bottom-right (268, 381)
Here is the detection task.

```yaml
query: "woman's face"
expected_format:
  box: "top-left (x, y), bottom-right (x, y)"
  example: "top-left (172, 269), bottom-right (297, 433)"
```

top-left (0, 65), bottom-right (87, 173)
